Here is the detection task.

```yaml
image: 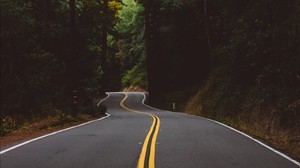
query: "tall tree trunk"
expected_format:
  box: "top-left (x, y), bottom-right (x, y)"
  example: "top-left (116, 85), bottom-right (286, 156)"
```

top-left (70, 0), bottom-right (75, 39)
top-left (203, 0), bottom-right (212, 69)
top-left (100, 0), bottom-right (108, 93)
top-left (144, 0), bottom-right (155, 103)
top-left (69, 0), bottom-right (76, 82)
top-left (34, 0), bottom-right (51, 47)
top-left (69, 0), bottom-right (78, 116)
top-left (42, 0), bottom-right (51, 30)
top-left (144, 0), bottom-right (164, 103)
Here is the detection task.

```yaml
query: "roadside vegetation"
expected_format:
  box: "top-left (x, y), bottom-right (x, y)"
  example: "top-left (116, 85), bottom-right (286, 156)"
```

top-left (0, 111), bottom-right (104, 147)
top-left (1, 0), bottom-right (299, 161)
top-left (184, 69), bottom-right (300, 160)
top-left (1, 0), bottom-right (144, 139)
top-left (143, 0), bottom-right (300, 161)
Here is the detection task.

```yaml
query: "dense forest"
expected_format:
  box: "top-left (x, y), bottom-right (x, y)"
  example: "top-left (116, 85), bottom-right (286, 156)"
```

top-left (1, 0), bottom-right (300, 160)
top-left (142, 0), bottom-right (300, 159)
top-left (1, 0), bottom-right (145, 135)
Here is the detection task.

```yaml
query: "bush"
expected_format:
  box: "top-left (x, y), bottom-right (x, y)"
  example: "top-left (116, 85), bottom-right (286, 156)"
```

top-left (0, 116), bottom-right (17, 136)
top-left (121, 57), bottom-right (147, 88)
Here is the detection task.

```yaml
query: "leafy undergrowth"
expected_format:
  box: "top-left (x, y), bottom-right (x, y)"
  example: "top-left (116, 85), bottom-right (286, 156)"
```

top-left (157, 87), bottom-right (300, 161)
top-left (154, 64), bottom-right (300, 161)
top-left (186, 106), bottom-right (300, 161)
top-left (183, 68), bottom-right (300, 161)
top-left (0, 100), bottom-right (107, 148)
top-left (0, 113), bottom-right (106, 148)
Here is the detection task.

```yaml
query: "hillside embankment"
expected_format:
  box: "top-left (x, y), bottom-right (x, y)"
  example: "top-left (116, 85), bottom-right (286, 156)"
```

top-left (153, 69), bottom-right (300, 161)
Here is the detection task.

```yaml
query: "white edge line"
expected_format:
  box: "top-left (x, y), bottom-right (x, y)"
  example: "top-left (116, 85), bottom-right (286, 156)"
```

top-left (1, 93), bottom-right (111, 155)
top-left (0, 113), bottom-right (110, 155)
top-left (195, 116), bottom-right (300, 166)
top-left (137, 91), bottom-right (299, 166)
top-left (97, 93), bottom-right (110, 106)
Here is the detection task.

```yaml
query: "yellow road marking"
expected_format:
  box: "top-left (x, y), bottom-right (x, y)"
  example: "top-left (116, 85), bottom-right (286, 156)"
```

top-left (120, 93), bottom-right (160, 168)
top-left (149, 116), bottom-right (160, 168)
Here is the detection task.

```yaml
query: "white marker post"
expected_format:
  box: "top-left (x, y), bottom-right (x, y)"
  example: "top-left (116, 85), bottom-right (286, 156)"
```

top-left (172, 102), bottom-right (176, 111)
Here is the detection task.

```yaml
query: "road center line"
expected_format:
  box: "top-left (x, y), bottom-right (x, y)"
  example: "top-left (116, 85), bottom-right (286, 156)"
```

top-left (120, 93), bottom-right (160, 168)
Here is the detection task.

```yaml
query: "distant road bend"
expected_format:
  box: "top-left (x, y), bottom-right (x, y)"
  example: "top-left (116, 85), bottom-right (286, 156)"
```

top-left (1, 92), bottom-right (299, 168)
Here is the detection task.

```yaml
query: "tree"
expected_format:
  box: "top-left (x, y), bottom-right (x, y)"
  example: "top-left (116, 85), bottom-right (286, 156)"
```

top-left (113, 0), bottom-right (147, 89)
top-left (0, 0), bottom-right (120, 123)
top-left (99, 0), bottom-right (109, 93)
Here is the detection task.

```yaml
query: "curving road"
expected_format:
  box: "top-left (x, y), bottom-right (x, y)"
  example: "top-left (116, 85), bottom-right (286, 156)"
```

top-left (1, 92), bottom-right (299, 168)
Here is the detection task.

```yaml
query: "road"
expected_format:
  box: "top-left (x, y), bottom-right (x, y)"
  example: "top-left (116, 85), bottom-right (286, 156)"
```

top-left (1, 92), bottom-right (299, 168)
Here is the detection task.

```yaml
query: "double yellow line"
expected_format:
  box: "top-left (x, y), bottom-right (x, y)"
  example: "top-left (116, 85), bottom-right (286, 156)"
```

top-left (120, 93), bottom-right (160, 168)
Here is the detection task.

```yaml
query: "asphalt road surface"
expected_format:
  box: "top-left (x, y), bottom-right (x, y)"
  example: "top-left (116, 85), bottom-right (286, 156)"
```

top-left (1, 92), bottom-right (299, 168)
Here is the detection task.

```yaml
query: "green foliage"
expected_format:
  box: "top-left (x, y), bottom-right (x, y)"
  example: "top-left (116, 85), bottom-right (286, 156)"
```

top-left (114, 0), bottom-right (147, 88)
top-left (108, 0), bottom-right (123, 16)
top-left (121, 56), bottom-right (147, 88)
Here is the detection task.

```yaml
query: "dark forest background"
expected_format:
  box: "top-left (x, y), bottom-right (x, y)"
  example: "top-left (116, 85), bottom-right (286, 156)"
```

top-left (143, 0), bottom-right (300, 159)
top-left (1, 0), bottom-right (300, 160)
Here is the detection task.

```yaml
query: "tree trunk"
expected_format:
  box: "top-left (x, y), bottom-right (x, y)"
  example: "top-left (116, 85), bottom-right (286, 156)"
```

top-left (203, 0), bottom-right (212, 69)
top-left (70, 0), bottom-right (75, 38)
top-left (144, 0), bottom-right (155, 103)
top-left (69, 0), bottom-right (78, 116)
top-left (100, 0), bottom-right (109, 93)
